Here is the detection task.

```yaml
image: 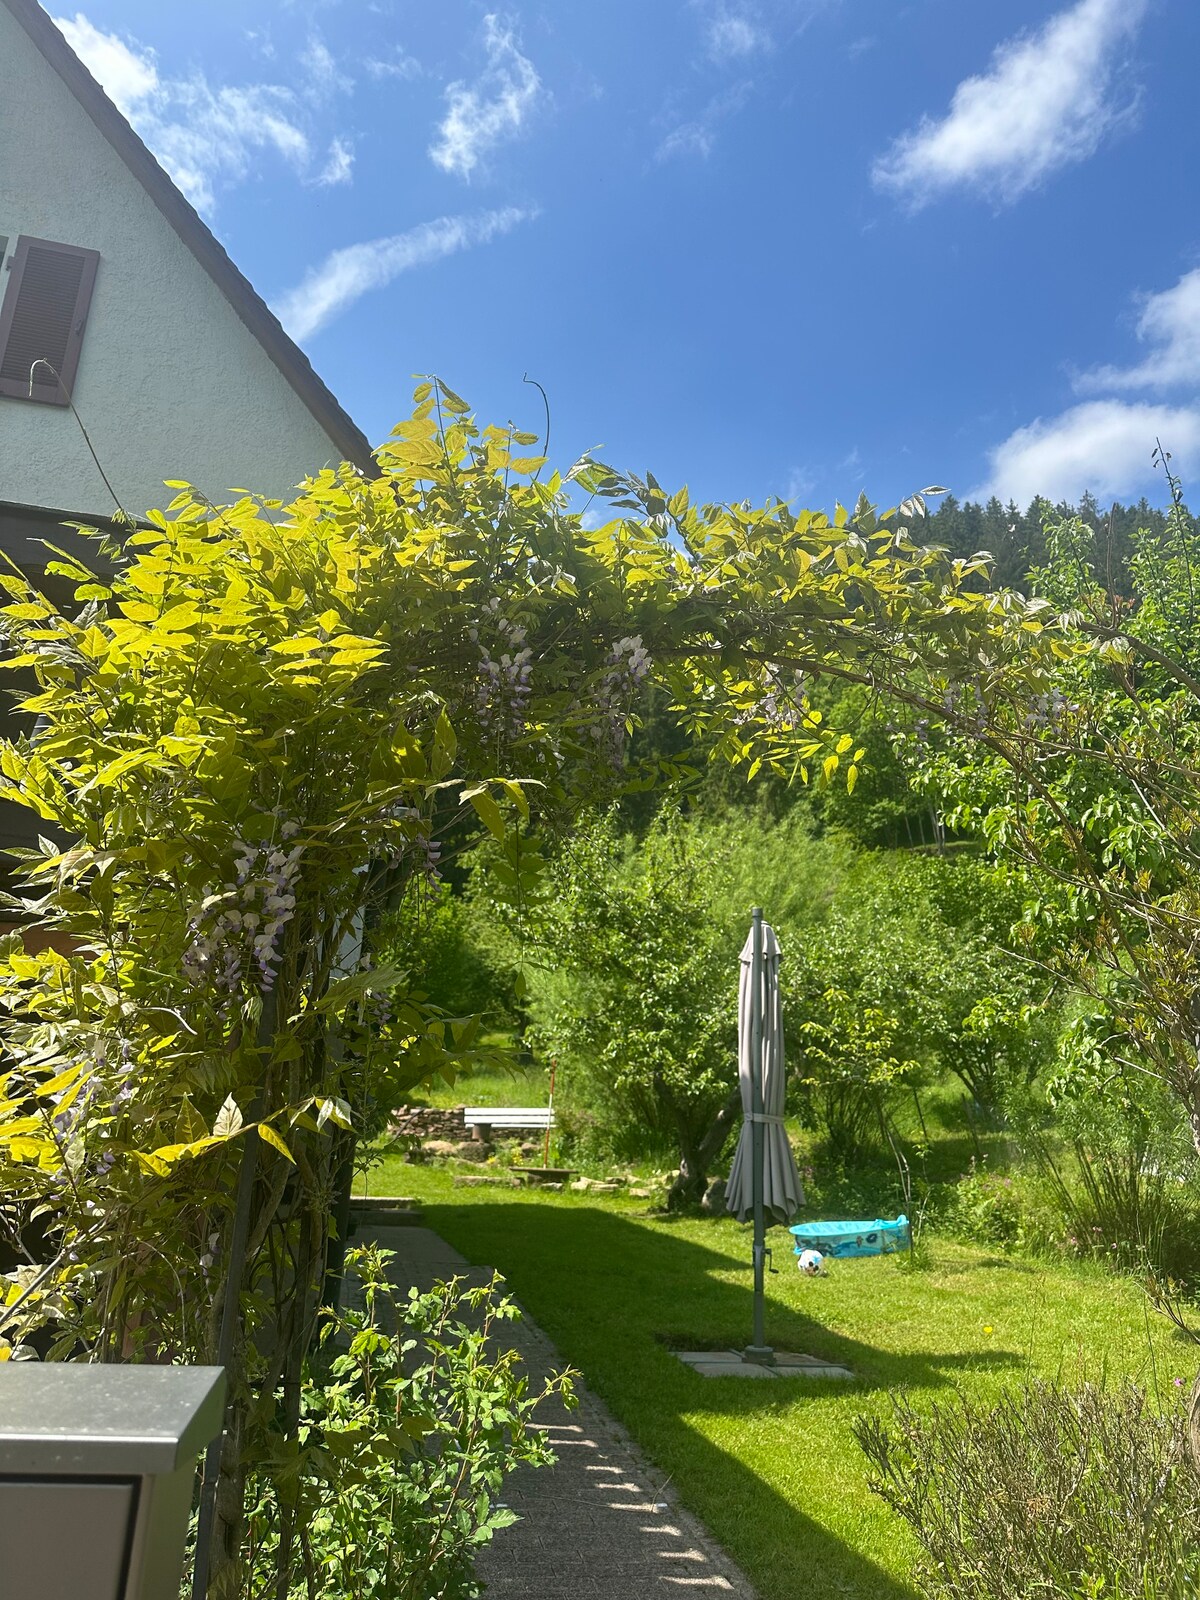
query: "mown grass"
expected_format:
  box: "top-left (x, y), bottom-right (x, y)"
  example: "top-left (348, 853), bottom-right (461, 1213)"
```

top-left (359, 1160), bottom-right (1194, 1600)
top-left (401, 1038), bottom-right (550, 1110)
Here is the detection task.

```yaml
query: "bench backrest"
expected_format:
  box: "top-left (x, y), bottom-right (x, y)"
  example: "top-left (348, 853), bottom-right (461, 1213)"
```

top-left (463, 1106), bottom-right (554, 1128)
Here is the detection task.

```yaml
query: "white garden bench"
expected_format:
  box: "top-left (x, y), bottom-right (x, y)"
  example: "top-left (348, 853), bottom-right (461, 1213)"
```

top-left (463, 1106), bottom-right (555, 1142)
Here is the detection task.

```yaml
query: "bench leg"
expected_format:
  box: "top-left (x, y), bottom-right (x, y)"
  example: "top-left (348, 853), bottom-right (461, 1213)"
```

top-left (472, 1123), bottom-right (492, 1143)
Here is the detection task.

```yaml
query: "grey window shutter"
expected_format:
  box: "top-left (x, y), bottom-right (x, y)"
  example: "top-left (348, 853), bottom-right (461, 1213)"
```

top-left (0, 236), bottom-right (100, 405)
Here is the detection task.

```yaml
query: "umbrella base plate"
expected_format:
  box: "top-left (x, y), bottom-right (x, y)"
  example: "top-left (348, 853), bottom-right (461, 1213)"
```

top-left (742, 1343), bottom-right (776, 1365)
top-left (672, 1349), bottom-right (854, 1380)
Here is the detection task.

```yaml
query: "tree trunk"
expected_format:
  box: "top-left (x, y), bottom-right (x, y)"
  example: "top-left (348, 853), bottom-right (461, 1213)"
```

top-left (1187, 1092), bottom-right (1200, 1163)
top-left (666, 1086), bottom-right (742, 1210)
top-left (210, 1395), bottom-right (249, 1600)
top-left (1188, 1374), bottom-right (1200, 1485)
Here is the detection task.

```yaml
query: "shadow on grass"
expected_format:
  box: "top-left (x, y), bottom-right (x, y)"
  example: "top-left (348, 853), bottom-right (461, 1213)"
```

top-left (416, 1197), bottom-right (1023, 1600)
top-left (645, 1408), bottom-right (919, 1600)
top-left (466, 1200), bottom-right (1021, 1392)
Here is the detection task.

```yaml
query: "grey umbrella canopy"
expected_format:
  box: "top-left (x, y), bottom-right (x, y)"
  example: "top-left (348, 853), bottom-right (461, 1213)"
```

top-left (727, 911), bottom-right (804, 1362)
top-left (727, 916), bottom-right (804, 1224)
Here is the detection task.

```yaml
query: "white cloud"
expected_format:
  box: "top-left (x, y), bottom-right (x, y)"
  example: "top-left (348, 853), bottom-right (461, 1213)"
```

top-left (659, 3), bottom-right (767, 160)
top-left (148, 86), bottom-right (311, 212)
top-left (274, 206), bottom-right (535, 341)
top-left (705, 5), bottom-right (769, 59)
top-left (1077, 268), bottom-right (1200, 393)
top-left (366, 47), bottom-right (423, 82)
top-left (53, 11), bottom-right (159, 115)
top-left (53, 12), bottom-right (353, 213)
top-left (655, 82), bottom-right (751, 163)
top-left (315, 136), bottom-right (354, 187)
top-left (300, 36), bottom-right (352, 97)
top-left (873, 0), bottom-right (1146, 207)
top-left (657, 119), bottom-right (717, 162)
top-left (971, 400), bottom-right (1200, 506)
top-left (244, 29), bottom-right (276, 63)
top-left (783, 466), bottom-right (816, 504)
top-left (429, 14), bottom-right (541, 180)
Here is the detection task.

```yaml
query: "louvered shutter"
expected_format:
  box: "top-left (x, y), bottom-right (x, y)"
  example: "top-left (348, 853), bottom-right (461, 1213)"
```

top-left (0, 236), bottom-right (99, 405)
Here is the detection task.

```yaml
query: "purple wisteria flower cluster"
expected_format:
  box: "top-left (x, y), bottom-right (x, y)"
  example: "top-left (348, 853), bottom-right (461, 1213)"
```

top-left (588, 634), bottom-right (652, 766)
top-left (937, 682), bottom-right (989, 736)
top-left (932, 681), bottom-right (1077, 740)
top-left (1022, 688), bottom-right (1077, 734)
top-left (44, 1043), bottom-right (128, 1196)
top-left (356, 952), bottom-right (395, 1031)
top-left (199, 1230), bottom-right (221, 1282)
top-left (51, 1071), bottom-right (98, 1140)
top-left (383, 803), bottom-right (441, 885)
top-left (102, 1036), bottom-right (135, 1117)
top-left (471, 599), bottom-right (533, 740)
top-left (183, 828), bottom-right (303, 998)
top-left (756, 665), bottom-right (807, 733)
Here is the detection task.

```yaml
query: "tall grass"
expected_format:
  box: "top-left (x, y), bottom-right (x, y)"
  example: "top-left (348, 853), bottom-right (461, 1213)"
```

top-left (855, 1379), bottom-right (1200, 1599)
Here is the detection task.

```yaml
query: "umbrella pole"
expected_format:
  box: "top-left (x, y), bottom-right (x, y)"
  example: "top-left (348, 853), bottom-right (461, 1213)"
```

top-left (543, 1057), bottom-right (557, 1168)
top-left (745, 905), bottom-right (775, 1366)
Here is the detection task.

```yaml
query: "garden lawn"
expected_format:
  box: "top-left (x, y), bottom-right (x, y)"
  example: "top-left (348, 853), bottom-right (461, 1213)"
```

top-left (362, 1162), bottom-right (1193, 1600)
top-left (401, 1042), bottom-right (550, 1110)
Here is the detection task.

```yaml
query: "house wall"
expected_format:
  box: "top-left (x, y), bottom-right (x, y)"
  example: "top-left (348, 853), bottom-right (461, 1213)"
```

top-left (0, 2), bottom-right (355, 521)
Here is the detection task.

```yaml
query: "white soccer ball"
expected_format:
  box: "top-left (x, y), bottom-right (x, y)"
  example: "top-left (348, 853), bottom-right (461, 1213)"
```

top-left (797, 1248), bottom-right (825, 1276)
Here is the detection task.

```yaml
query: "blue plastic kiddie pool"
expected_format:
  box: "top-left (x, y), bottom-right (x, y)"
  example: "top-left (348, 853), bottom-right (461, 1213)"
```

top-left (789, 1216), bottom-right (911, 1260)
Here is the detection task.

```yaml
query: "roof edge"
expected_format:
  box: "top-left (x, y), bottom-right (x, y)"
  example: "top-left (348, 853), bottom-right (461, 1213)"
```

top-left (3, 0), bottom-right (379, 479)
top-left (0, 497), bottom-right (148, 529)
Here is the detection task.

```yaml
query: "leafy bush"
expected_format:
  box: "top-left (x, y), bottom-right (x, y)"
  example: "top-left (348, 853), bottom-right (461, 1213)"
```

top-left (489, 803), bottom-right (1054, 1189)
top-left (807, 683), bottom-right (940, 849)
top-left (385, 891), bottom-right (515, 1025)
top-left (511, 805), bottom-right (853, 1199)
top-left (1017, 1003), bottom-right (1200, 1278)
top-left (944, 1160), bottom-right (1024, 1247)
top-left (1039, 1145), bottom-right (1200, 1280)
top-left (799, 1154), bottom-right (905, 1225)
top-left (788, 853), bottom-right (1053, 1160)
top-left (243, 1245), bottom-right (573, 1600)
top-left (521, 810), bottom-right (742, 1204)
top-left (943, 1145), bottom-right (1200, 1280)
top-left (855, 1379), bottom-right (1200, 1600)
top-left (944, 1160), bottom-right (1063, 1254)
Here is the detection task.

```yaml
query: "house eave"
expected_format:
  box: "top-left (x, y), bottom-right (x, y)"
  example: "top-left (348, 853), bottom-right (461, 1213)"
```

top-left (1, 0), bottom-right (379, 481)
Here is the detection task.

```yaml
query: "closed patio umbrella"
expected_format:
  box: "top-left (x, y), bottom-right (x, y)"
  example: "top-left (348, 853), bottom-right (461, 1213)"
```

top-left (727, 907), bottom-right (804, 1362)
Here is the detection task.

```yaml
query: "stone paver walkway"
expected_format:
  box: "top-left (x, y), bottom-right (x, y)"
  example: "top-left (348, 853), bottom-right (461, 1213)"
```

top-left (364, 1224), bottom-right (758, 1600)
top-left (673, 1348), bottom-right (854, 1380)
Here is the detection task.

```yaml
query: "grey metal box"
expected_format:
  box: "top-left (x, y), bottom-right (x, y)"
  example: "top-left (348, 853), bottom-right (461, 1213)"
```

top-left (0, 1363), bottom-right (225, 1600)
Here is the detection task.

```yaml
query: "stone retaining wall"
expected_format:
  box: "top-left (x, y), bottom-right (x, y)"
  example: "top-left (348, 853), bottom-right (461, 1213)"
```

top-left (388, 1105), bottom-right (466, 1142)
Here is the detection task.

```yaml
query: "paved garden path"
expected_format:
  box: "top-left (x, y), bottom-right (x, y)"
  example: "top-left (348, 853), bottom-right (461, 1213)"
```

top-left (364, 1223), bottom-right (759, 1600)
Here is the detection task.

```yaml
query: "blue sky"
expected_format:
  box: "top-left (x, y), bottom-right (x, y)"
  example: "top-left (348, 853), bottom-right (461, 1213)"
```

top-left (51, 0), bottom-right (1200, 513)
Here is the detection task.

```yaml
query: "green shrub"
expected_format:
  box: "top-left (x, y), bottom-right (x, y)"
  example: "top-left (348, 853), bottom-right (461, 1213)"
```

top-left (854, 1379), bottom-right (1200, 1600)
top-left (243, 1245), bottom-right (573, 1600)
top-left (788, 852), bottom-right (1056, 1162)
top-left (799, 1154), bottom-right (905, 1221)
top-left (945, 1160), bottom-right (1024, 1246)
top-left (521, 810), bottom-right (742, 1204)
top-left (943, 1160), bottom-right (1063, 1254)
top-left (386, 892), bottom-right (515, 1024)
top-left (1040, 1144), bottom-right (1200, 1280)
top-left (1016, 1005), bottom-right (1200, 1279)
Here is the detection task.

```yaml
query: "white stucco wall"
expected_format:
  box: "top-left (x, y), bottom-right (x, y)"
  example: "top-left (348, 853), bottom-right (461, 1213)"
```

top-left (0, 5), bottom-right (360, 519)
